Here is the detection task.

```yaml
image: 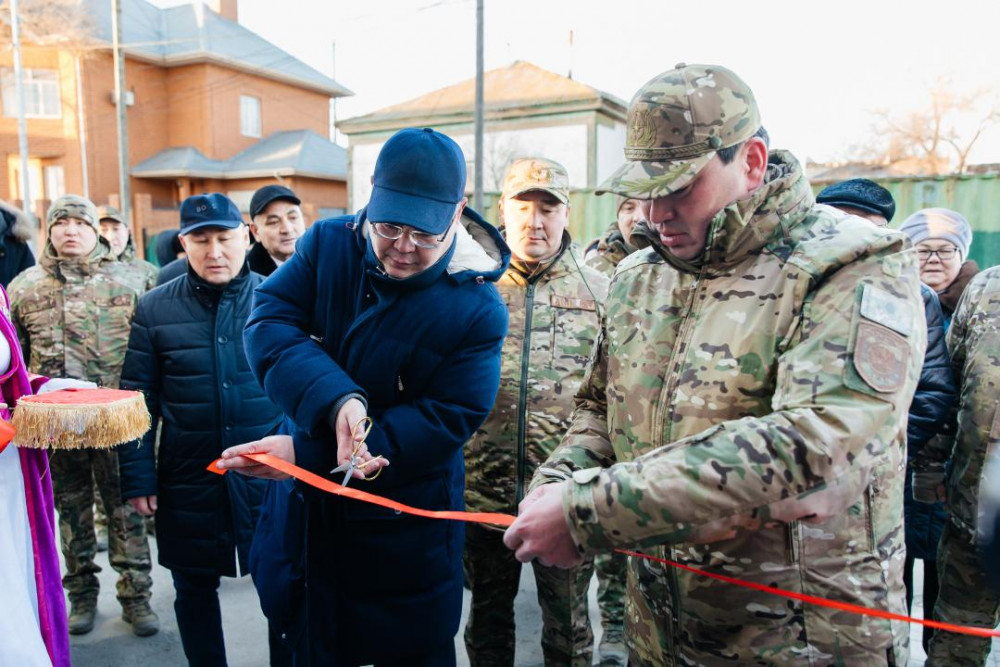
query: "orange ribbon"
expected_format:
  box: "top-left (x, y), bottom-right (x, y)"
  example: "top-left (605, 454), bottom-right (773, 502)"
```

top-left (208, 452), bottom-right (513, 527)
top-left (210, 452), bottom-right (1000, 639)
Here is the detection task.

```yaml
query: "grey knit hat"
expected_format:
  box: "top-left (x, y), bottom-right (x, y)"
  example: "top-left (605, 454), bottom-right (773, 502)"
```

top-left (899, 208), bottom-right (973, 259)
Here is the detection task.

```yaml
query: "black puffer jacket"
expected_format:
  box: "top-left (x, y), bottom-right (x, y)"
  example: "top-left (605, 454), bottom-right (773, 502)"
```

top-left (904, 284), bottom-right (958, 560)
top-left (118, 264), bottom-right (282, 575)
top-left (0, 201), bottom-right (35, 288)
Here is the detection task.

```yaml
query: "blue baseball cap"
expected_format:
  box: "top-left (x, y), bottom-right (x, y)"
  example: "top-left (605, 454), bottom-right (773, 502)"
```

top-left (179, 193), bottom-right (244, 235)
top-left (366, 128), bottom-right (467, 235)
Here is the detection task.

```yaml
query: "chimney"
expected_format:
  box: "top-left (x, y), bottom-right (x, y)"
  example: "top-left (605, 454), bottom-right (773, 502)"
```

top-left (205, 0), bottom-right (238, 22)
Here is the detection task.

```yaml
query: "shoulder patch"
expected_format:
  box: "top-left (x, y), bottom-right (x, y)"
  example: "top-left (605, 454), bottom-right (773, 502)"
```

top-left (853, 321), bottom-right (909, 393)
top-left (860, 284), bottom-right (913, 337)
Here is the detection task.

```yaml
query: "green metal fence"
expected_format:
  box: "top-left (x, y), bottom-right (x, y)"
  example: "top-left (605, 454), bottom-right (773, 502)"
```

top-left (812, 173), bottom-right (1000, 270)
top-left (475, 173), bottom-right (1000, 269)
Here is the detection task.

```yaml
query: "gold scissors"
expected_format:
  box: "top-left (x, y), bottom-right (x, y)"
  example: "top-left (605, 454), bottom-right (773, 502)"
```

top-left (330, 417), bottom-right (384, 486)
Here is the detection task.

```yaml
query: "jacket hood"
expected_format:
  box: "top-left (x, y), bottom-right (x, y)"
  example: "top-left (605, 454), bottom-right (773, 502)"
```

top-left (635, 150), bottom-right (815, 274)
top-left (39, 234), bottom-right (116, 279)
top-left (356, 205), bottom-right (510, 289)
top-left (0, 199), bottom-right (34, 243)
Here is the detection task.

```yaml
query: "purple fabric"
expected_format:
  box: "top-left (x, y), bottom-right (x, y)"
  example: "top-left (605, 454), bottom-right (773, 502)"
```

top-left (0, 286), bottom-right (69, 667)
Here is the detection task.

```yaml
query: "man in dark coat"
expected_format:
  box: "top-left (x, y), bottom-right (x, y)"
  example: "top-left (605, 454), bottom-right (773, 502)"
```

top-left (118, 193), bottom-right (285, 666)
top-left (218, 128), bottom-right (510, 666)
top-left (0, 200), bottom-right (35, 288)
top-left (247, 185), bottom-right (306, 277)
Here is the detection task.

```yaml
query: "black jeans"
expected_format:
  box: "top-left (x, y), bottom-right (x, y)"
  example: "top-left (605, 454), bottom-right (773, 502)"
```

top-left (172, 570), bottom-right (293, 667)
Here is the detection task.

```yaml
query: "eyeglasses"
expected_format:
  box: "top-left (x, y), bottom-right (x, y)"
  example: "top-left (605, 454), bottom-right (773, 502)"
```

top-left (916, 246), bottom-right (959, 261)
top-left (372, 222), bottom-right (447, 249)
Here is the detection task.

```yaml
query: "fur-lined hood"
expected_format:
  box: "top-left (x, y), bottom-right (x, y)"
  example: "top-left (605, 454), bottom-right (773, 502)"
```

top-left (0, 200), bottom-right (34, 243)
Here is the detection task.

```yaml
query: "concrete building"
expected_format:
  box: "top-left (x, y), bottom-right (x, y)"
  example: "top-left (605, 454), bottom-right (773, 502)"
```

top-left (338, 61), bottom-right (626, 240)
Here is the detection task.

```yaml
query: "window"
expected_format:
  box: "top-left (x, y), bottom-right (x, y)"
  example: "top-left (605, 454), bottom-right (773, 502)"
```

top-left (240, 95), bottom-right (261, 137)
top-left (1, 68), bottom-right (60, 118)
top-left (44, 165), bottom-right (65, 200)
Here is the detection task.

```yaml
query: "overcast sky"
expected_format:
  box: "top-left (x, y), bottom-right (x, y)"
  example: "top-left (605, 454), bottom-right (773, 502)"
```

top-left (171, 0), bottom-right (1000, 165)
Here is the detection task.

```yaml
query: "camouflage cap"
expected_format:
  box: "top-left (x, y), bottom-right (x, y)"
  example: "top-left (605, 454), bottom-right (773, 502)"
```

top-left (47, 194), bottom-right (99, 231)
top-left (96, 204), bottom-right (124, 224)
top-left (501, 157), bottom-right (570, 205)
top-left (597, 63), bottom-right (761, 199)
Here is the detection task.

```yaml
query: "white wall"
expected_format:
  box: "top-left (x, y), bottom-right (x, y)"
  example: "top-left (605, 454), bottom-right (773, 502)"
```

top-left (596, 122), bottom-right (627, 185)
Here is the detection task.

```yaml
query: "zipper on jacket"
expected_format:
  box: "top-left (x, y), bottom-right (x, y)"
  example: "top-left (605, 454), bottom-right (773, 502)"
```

top-left (655, 272), bottom-right (704, 449)
top-left (515, 282), bottom-right (536, 505)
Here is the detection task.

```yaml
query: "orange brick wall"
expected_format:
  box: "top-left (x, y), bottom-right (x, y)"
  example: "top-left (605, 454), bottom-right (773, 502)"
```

top-left (0, 44), bottom-right (341, 240)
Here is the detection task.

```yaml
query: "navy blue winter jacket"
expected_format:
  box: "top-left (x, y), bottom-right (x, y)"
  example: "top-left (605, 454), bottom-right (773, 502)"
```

top-left (118, 264), bottom-right (282, 576)
top-left (244, 209), bottom-right (509, 664)
top-left (904, 284), bottom-right (958, 560)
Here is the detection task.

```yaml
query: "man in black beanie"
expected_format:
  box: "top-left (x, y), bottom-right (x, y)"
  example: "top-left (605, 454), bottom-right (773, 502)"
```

top-left (816, 178), bottom-right (896, 227)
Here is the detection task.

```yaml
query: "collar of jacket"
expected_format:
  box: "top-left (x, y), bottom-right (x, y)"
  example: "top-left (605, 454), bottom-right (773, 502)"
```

top-left (506, 231), bottom-right (577, 284)
top-left (186, 260), bottom-right (251, 309)
top-left (938, 259), bottom-right (981, 316)
top-left (354, 206), bottom-right (510, 291)
top-left (633, 150), bottom-right (815, 274)
top-left (39, 236), bottom-right (116, 280)
top-left (247, 241), bottom-right (278, 275)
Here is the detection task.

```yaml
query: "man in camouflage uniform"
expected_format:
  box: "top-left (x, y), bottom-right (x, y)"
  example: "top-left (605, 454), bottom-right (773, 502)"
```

top-left (464, 158), bottom-right (609, 666)
top-left (8, 195), bottom-right (157, 637)
top-left (583, 189), bottom-right (645, 665)
top-left (916, 267), bottom-right (1000, 666)
top-left (98, 205), bottom-right (158, 291)
top-left (91, 204), bottom-right (157, 552)
top-left (584, 194), bottom-right (643, 276)
top-left (503, 64), bottom-right (925, 665)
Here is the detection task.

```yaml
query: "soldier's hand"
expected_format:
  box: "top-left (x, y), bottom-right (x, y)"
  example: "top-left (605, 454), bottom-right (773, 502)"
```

top-left (129, 495), bottom-right (157, 516)
top-left (503, 482), bottom-right (583, 569)
top-left (218, 435), bottom-right (295, 480)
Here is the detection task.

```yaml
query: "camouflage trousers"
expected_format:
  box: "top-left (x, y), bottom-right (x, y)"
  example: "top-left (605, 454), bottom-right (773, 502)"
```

top-left (595, 550), bottom-right (627, 657)
top-left (49, 448), bottom-right (153, 606)
top-left (463, 523), bottom-right (594, 666)
top-left (927, 524), bottom-right (1000, 666)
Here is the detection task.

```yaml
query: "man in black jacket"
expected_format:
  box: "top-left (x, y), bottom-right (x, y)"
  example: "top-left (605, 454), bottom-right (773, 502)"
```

top-left (247, 185), bottom-right (306, 277)
top-left (118, 193), bottom-right (286, 666)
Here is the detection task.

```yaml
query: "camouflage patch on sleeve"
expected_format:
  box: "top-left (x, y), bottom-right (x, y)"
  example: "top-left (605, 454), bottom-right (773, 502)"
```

top-left (852, 321), bottom-right (910, 393)
top-left (859, 284), bottom-right (914, 337)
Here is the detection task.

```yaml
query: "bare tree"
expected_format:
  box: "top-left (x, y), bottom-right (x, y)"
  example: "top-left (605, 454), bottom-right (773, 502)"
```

top-left (0, 0), bottom-right (96, 48)
top-left (854, 77), bottom-right (1000, 175)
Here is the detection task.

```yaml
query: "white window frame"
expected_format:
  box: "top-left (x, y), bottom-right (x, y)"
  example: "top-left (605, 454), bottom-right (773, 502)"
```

top-left (240, 94), bottom-right (261, 138)
top-left (1, 67), bottom-right (61, 119)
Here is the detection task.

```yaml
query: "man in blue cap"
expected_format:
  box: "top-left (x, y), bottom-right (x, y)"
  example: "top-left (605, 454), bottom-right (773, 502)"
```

top-left (118, 193), bottom-right (286, 665)
top-left (218, 128), bottom-right (510, 666)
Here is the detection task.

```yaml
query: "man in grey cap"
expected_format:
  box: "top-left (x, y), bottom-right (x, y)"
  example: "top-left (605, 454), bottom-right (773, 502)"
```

top-left (503, 63), bottom-right (925, 664)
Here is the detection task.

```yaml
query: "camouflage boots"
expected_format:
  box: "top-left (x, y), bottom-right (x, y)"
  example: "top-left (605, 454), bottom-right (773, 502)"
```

top-left (67, 598), bottom-right (97, 635)
top-left (122, 599), bottom-right (160, 637)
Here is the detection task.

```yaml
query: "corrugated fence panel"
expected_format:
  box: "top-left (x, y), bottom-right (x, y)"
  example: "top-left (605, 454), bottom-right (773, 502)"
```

top-left (814, 174), bottom-right (1000, 271)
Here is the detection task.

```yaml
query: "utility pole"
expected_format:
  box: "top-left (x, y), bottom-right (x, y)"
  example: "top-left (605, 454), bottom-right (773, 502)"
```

top-left (9, 0), bottom-right (32, 220)
top-left (330, 41), bottom-right (338, 145)
top-left (74, 53), bottom-right (90, 199)
top-left (112, 0), bottom-right (130, 226)
top-left (473, 0), bottom-right (484, 211)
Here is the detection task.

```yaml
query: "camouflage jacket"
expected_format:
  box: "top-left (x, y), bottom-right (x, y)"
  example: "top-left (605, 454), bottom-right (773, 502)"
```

top-left (8, 238), bottom-right (143, 388)
top-left (465, 239), bottom-right (609, 518)
top-left (117, 236), bottom-right (158, 293)
top-left (584, 222), bottom-right (634, 275)
top-left (535, 152), bottom-right (925, 665)
top-left (919, 267), bottom-right (1000, 539)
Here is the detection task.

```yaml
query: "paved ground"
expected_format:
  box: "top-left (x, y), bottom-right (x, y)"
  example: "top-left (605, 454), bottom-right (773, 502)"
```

top-left (69, 537), bottom-right (999, 666)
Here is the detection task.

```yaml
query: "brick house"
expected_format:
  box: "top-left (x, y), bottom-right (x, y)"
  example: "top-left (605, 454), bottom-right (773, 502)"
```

top-left (0, 0), bottom-right (351, 257)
